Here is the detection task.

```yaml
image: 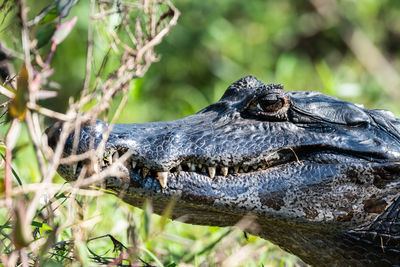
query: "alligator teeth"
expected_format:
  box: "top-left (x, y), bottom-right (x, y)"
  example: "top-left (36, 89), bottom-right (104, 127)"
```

top-left (187, 162), bottom-right (192, 169)
top-left (198, 164), bottom-right (202, 169)
top-left (157, 172), bottom-right (168, 188)
top-left (142, 167), bottom-right (149, 178)
top-left (131, 161), bottom-right (137, 169)
top-left (234, 166), bottom-right (239, 174)
top-left (191, 164), bottom-right (196, 172)
top-left (243, 166), bottom-right (249, 172)
top-left (208, 166), bottom-right (216, 179)
top-left (221, 167), bottom-right (228, 176)
top-left (72, 163), bottom-right (77, 175)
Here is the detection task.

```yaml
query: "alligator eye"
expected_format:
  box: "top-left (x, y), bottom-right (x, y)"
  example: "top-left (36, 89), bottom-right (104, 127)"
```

top-left (257, 98), bottom-right (284, 112)
top-left (246, 93), bottom-right (290, 121)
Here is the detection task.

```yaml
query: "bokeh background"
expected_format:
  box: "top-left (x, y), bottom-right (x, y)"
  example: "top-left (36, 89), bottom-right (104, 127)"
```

top-left (2, 0), bottom-right (400, 266)
top-left (15, 0), bottom-right (400, 121)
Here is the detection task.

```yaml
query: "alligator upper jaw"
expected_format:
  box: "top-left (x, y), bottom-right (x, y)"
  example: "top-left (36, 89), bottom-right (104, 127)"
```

top-left (63, 145), bottom-right (302, 185)
top-left (60, 142), bottom-right (380, 191)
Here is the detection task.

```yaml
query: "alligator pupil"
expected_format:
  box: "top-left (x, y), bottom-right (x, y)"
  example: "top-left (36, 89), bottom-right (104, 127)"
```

top-left (260, 98), bottom-right (283, 112)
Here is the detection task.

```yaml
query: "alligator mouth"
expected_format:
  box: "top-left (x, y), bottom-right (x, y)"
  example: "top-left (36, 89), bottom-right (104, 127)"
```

top-left (67, 147), bottom-right (300, 188)
top-left (65, 145), bottom-right (377, 189)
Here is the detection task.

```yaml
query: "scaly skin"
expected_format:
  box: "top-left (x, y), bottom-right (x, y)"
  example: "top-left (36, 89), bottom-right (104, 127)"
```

top-left (47, 76), bottom-right (400, 266)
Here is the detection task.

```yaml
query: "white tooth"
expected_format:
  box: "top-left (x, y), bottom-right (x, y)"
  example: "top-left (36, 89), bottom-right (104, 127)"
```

top-left (191, 164), bottom-right (196, 172)
top-left (198, 164), bottom-right (202, 169)
top-left (157, 172), bottom-right (168, 188)
top-left (101, 160), bottom-right (105, 167)
top-left (131, 161), bottom-right (137, 169)
top-left (208, 166), bottom-right (216, 179)
top-left (187, 162), bottom-right (192, 168)
top-left (221, 167), bottom-right (228, 176)
top-left (72, 164), bottom-right (77, 174)
top-left (112, 151), bottom-right (119, 162)
top-left (142, 168), bottom-right (149, 178)
top-left (177, 165), bottom-right (183, 172)
top-left (234, 166), bottom-right (239, 173)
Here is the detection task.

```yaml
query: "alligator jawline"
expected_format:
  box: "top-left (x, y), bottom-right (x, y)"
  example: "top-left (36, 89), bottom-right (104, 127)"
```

top-left (67, 146), bottom-right (374, 189)
top-left (95, 147), bottom-right (375, 189)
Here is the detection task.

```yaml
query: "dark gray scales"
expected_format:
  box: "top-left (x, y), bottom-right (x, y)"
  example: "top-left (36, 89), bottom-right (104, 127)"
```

top-left (47, 76), bottom-right (400, 266)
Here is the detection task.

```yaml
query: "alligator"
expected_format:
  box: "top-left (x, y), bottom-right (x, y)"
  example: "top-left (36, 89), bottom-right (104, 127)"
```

top-left (47, 76), bottom-right (400, 266)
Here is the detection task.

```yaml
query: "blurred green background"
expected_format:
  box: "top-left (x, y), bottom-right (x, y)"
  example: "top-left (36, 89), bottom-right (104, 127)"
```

top-left (7, 0), bottom-right (400, 121)
top-left (2, 0), bottom-right (400, 266)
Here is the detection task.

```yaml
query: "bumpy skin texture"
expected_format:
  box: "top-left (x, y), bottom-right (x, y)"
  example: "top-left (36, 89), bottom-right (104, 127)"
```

top-left (48, 76), bottom-right (400, 266)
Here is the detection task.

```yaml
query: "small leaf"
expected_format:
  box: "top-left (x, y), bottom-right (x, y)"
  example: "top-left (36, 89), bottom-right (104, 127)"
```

top-left (142, 200), bottom-right (152, 240)
top-left (36, 2), bottom-right (58, 25)
top-left (51, 16), bottom-right (78, 45)
top-left (9, 65), bottom-right (29, 121)
top-left (36, 23), bottom-right (57, 48)
top-left (12, 201), bottom-right (32, 249)
top-left (57, 0), bottom-right (79, 18)
top-left (0, 150), bottom-right (23, 186)
top-left (31, 220), bottom-right (53, 231)
top-left (159, 197), bottom-right (176, 231)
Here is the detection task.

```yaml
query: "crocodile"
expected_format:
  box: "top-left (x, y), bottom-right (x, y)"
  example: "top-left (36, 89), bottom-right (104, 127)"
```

top-left (47, 76), bottom-right (400, 266)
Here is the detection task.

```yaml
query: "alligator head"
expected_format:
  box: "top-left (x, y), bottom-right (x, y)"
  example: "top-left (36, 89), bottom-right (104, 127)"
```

top-left (47, 76), bottom-right (400, 265)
